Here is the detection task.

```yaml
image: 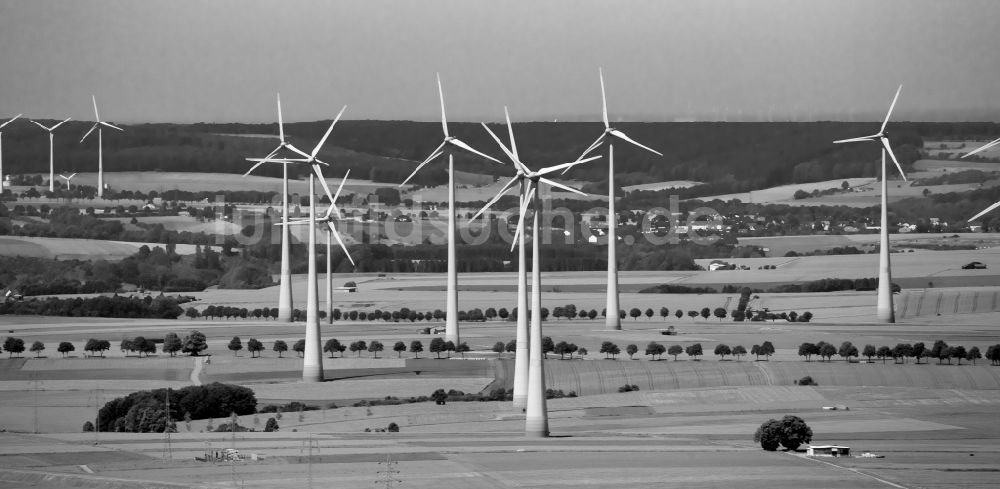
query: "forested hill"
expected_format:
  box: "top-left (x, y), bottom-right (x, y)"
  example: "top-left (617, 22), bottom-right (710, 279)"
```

top-left (2, 118), bottom-right (998, 196)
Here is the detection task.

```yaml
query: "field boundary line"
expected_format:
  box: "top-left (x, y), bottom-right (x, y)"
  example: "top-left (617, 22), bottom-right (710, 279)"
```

top-left (791, 453), bottom-right (910, 489)
top-left (754, 362), bottom-right (774, 386)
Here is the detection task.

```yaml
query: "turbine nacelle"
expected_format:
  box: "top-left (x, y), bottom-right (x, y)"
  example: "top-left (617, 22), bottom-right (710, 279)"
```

top-left (832, 85), bottom-right (906, 181)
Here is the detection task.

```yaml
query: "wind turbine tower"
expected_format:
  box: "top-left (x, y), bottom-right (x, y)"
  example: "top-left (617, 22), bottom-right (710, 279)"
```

top-left (81, 96), bottom-right (123, 198)
top-left (833, 85), bottom-right (906, 323)
top-left (400, 74), bottom-right (502, 345)
top-left (30, 117), bottom-right (72, 192)
top-left (576, 68), bottom-right (662, 330)
top-left (0, 114), bottom-right (22, 191)
top-left (474, 108), bottom-right (599, 435)
top-left (258, 107), bottom-right (347, 383)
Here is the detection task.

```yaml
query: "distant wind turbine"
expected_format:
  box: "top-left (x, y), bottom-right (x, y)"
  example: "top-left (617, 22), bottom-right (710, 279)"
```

top-left (473, 107), bottom-right (599, 437)
top-left (833, 85), bottom-right (906, 324)
top-left (58, 172), bottom-right (77, 191)
top-left (399, 73), bottom-right (503, 345)
top-left (574, 68), bottom-right (662, 331)
top-left (30, 117), bottom-right (72, 192)
top-left (0, 114), bottom-right (22, 191)
top-left (80, 96), bottom-right (123, 198)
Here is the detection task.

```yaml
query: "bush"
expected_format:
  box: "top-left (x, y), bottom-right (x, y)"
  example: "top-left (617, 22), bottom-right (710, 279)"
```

top-left (795, 376), bottom-right (818, 386)
top-left (618, 384), bottom-right (640, 393)
top-left (258, 401), bottom-right (319, 413)
top-left (264, 417), bottom-right (279, 432)
top-left (387, 422), bottom-right (399, 432)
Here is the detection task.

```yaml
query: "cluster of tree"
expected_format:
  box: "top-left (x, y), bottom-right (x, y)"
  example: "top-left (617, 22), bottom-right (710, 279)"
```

top-left (754, 415), bottom-right (813, 451)
top-left (13, 331), bottom-right (206, 359)
top-left (1, 204), bottom-right (216, 246)
top-left (799, 340), bottom-right (986, 365)
top-left (639, 284), bottom-right (720, 294)
top-left (0, 294), bottom-right (190, 319)
top-left (731, 309), bottom-right (812, 322)
top-left (767, 277), bottom-right (890, 293)
top-left (97, 383), bottom-right (256, 433)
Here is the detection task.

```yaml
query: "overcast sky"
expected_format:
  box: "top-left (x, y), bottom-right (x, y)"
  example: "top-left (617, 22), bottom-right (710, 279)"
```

top-left (1, 0), bottom-right (998, 124)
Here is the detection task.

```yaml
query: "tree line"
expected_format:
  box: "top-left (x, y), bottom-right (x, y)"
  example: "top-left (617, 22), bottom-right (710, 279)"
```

top-left (798, 340), bottom-right (991, 365)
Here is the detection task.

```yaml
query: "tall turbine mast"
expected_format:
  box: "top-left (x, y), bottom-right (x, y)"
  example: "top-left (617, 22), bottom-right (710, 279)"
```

top-left (574, 68), bottom-right (662, 331)
top-left (474, 107), bottom-right (599, 436)
top-left (259, 106), bottom-right (348, 383)
top-left (0, 114), bottom-right (22, 192)
top-left (81, 96), bottom-right (123, 198)
top-left (399, 73), bottom-right (503, 345)
top-left (30, 117), bottom-right (72, 193)
top-left (833, 85), bottom-right (906, 323)
top-left (244, 94), bottom-right (314, 322)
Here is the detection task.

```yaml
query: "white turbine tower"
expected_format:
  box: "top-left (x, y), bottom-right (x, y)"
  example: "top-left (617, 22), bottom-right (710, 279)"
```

top-left (575, 68), bottom-right (662, 331)
top-left (80, 96), bottom-right (123, 198)
top-left (30, 117), bottom-right (72, 193)
top-left (58, 172), bottom-right (77, 191)
top-left (472, 108), bottom-right (599, 411)
top-left (473, 108), bottom-right (599, 437)
top-left (400, 74), bottom-right (502, 345)
top-left (244, 94), bottom-right (317, 323)
top-left (0, 114), bottom-right (22, 191)
top-left (283, 171), bottom-right (355, 324)
top-left (833, 85), bottom-right (906, 323)
top-left (256, 108), bottom-right (346, 383)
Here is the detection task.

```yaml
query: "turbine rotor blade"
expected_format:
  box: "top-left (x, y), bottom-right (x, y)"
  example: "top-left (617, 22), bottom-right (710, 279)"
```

top-left (880, 84), bottom-right (902, 134)
top-left (276, 93), bottom-right (285, 142)
top-left (31, 120), bottom-right (51, 131)
top-left (512, 182), bottom-right (534, 253)
top-left (333, 169), bottom-right (350, 203)
top-left (539, 155), bottom-right (602, 176)
top-left (540, 177), bottom-right (586, 196)
top-left (470, 176), bottom-right (519, 223)
top-left (312, 105), bottom-right (347, 158)
top-left (92, 95), bottom-right (100, 122)
top-left (286, 143), bottom-right (312, 159)
top-left (968, 201), bottom-right (1000, 222)
top-left (570, 133), bottom-right (607, 172)
top-left (101, 121), bottom-right (123, 131)
top-left (961, 137), bottom-right (1000, 159)
top-left (881, 137), bottom-right (907, 181)
top-left (243, 148), bottom-right (281, 176)
top-left (328, 221), bottom-right (355, 267)
top-left (80, 123), bottom-right (98, 143)
top-left (0, 114), bottom-right (22, 129)
top-left (599, 67), bottom-right (609, 129)
top-left (505, 106), bottom-right (519, 160)
top-left (400, 144), bottom-right (445, 187)
top-left (449, 138), bottom-right (503, 165)
top-left (480, 122), bottom-right (517, 163)
top-left (51, 118), bottom-right (72, 131)
top-left (437, 73), bottom-right (448, 137)
top-left (833, 135), bottom-right (876, 144)
top-left (609, 129), bottom-right (663, 156)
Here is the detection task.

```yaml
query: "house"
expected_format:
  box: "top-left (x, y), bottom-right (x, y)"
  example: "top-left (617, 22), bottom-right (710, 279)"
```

top-left (806, 445), bottom-right (850, 457)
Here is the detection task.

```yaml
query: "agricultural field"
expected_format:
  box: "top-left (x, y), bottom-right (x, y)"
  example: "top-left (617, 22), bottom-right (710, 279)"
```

top-left (0, 236), bottom-right (199, 260)
top-left (17, 171), bottom-right (385, 196)
top-left (622, 180), bottom-right (703, 192)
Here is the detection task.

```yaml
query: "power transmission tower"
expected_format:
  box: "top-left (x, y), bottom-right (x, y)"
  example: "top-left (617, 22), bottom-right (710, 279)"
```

top-left (301, 434), bottom-right (320, 488)
top-left (162, 388), bottom-right (172, 459)
top-left (375, 453), bottom-right (402, 489)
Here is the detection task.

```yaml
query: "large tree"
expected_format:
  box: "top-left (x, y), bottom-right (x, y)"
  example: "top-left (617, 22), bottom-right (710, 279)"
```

top-left (272, 340), bottom-right (288, 358)
top-left (625, 344), bottom-right (638, 359)
top-left (4, 337), bottom-right (25, 358)
top-left (686, 343), bottom-right (703, 360)
top-left (394, 341), bottom-right (408, 358)
top-left (30, 340), bottom-right (45, 358)
top-left (754, 415), bottom-right (813, 451)
top-left (714, 343), bottom-right (732, 360)
top-left (182, 330), bottom-right (208, 356)
top-left (668, 344), bottom-right (683, 361)
top-left (227, 337), bottom-right (243, 356)
top-left (368, 340), bottom-right (384, 358)
top-left (57, 341), bottom-right (75, 358)
top-left (292, 339), bottom-right (305, 358)
top-left (163, 333), bottom-right (183, 357)
top-left (409, 340), bottom-right (424, 359)
top-left (247, 338), bottom-right (263, 358)
top-left (324, 338), bottom-right (344, 358)
top-left (429, 337), bottom-right (445, 359)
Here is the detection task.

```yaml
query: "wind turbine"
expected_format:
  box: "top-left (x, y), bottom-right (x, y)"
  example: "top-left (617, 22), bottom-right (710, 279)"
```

top-left (575, 68), bottom-right (662, 331)
top-left (255, 107), bottom-right (347, 383)
top-left (0, 114), bottom-right (21, 192)
top-left (473, 107), bottom-right (600, 437)
top-left (399, 73), bottom-right (502, 345)
top-left (58, 172), bottom-right (77, 191)
top-left (282, 170), bottom-right (355, 324)
top-left (961, 137), bottom-right (1000, 159)
top-left (833, 85), bottom-right (906, 323)
top-left (80, 96), bottom-right (123, 198)
top-left (30, 117), bottom-right (72, 192)
top-left (243, 94), bottom-right (319, 323)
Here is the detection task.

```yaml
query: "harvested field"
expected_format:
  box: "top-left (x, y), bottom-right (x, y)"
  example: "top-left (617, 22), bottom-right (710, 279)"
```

top-left (0, 236), bottom-right (198, 260)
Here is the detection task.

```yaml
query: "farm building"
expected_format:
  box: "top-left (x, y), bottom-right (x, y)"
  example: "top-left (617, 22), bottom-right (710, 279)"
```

top-left (807, 445), bottom-right (850, 457)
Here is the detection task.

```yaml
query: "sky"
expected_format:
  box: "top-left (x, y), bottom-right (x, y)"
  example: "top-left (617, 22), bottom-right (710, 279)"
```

top-left (1, 0), bottom-right (999, 124)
